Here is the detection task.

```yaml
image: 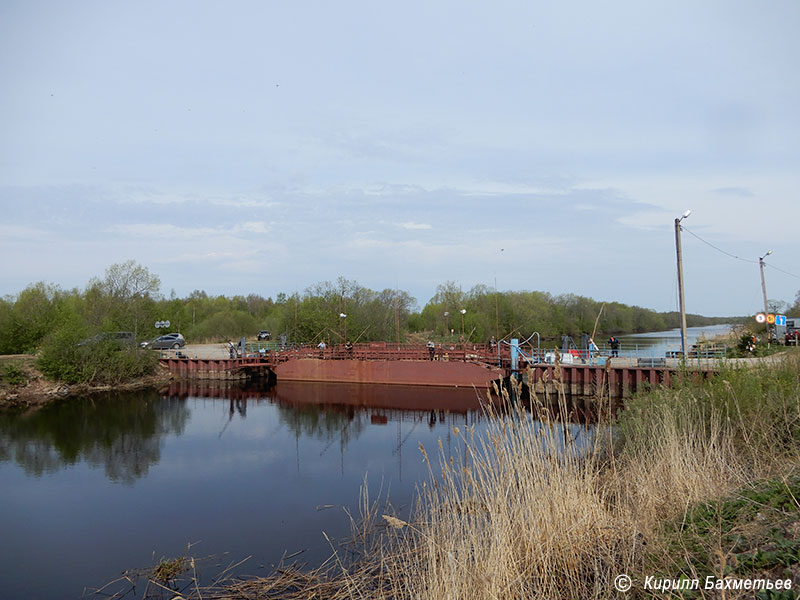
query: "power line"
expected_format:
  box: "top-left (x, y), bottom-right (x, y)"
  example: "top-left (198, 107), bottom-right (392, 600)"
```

top-left (680, 226), bottom-right (757, 264)
top-left (766, 263), bottom-right (800, 280)
top-left (681, 224), bottom-right (800, 281)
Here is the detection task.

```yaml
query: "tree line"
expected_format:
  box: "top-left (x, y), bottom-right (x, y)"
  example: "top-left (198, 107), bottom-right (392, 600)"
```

top-left (2, 260), bottom-right (779, 357)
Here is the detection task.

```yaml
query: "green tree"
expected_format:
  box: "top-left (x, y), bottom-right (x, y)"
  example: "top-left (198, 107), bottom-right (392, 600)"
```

top-left (1, 283), bottom-right (68, 353)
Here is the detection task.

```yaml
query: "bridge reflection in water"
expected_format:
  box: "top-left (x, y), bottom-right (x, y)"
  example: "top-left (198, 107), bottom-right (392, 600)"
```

top-left (163, 378), bottom-right (608, 425)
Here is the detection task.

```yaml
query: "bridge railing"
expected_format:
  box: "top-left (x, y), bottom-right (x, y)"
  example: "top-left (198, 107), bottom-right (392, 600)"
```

top-left (236, 341), bottom-right (729, 368)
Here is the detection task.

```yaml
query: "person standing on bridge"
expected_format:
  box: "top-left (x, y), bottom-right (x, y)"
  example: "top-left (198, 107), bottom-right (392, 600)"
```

top-left (608, 336), bottom-right (620, 357)
top-left (588, 337), bottom-right (598, 359)
top-left (426, 340), bottom-right (435, 361)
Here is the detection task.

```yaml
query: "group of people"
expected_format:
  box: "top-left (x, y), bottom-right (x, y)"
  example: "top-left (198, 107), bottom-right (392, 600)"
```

top-left (309, 336), bottom-right (623, 360)
top-left (585, 336), bottom-right (620, 358)
top-left (316, 340), bottom-right (354, 355)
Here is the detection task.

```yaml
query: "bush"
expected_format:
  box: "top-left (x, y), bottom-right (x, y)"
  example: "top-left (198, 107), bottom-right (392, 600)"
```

top-left (0, 364), bottom-right (26, 385)
top-left (37, 325), bottom-right (158, 385)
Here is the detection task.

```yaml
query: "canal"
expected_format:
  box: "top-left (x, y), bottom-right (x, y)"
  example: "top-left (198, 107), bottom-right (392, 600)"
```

top-left (0, 381), bottom-right (592, 599)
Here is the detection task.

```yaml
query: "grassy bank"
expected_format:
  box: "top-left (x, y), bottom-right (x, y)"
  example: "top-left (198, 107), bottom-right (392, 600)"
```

top-left (360, 357), bottom-right (799, 599)
top-left (107, 355), bottom-right (800, 599)
top-left (0, 351), bottom-right (169, 411)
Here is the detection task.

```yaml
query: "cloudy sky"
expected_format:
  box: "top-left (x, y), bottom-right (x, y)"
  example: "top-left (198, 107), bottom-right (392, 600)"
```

top-left (2, 0), bottom-right (799, 317)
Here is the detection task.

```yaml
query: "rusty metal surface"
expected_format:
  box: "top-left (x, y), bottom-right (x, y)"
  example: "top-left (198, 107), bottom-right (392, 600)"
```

top-left (274, 358), bottom-right (503, 388)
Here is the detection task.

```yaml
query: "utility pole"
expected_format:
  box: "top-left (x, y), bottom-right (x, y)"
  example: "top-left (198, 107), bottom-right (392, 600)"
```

top-left (494, 274), bottom-right (500, 342)
top-left (674, 210), bottom-right (691, 357)
top-left (394, 290), bottom-right (400, 344)
top-left (760, 250), bottom-right (773, 341)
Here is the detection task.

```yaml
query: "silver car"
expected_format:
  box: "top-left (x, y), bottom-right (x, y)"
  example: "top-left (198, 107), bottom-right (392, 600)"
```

top-left (141, 333), bottom-right (186, 349)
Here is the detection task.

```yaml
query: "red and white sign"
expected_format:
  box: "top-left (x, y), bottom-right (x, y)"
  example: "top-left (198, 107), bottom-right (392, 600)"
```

top-left (755, 313), bottom-right (766, 323)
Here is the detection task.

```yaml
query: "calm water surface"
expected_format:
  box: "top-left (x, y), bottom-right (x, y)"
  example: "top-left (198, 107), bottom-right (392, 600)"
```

top-left (616, 324), bottom-right (733, 357)
top-left (1, 381), bottom-right (578, 599)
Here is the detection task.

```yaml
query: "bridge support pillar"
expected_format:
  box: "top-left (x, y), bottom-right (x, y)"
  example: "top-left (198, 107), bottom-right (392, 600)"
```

top-left (510, 338), bottom-right (519, 377)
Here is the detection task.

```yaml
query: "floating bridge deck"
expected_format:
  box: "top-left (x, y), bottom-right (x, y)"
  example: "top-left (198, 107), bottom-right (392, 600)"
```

top-left (160, 342), bottom-right (716, 398)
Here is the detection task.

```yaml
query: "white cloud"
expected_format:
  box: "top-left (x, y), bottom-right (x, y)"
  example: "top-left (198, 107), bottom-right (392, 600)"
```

top-left (108, 221), bottom-right (273, 239)
top-left (615, 210), bottom-right (674, 231)
top-left (396, 221), bottom-right (432, 230)
top-left (153, 250), bottom-right (256, 264)
top-left (209, 198), bottom-right (281, 209)
top-left (238, 221), bottom-right (271, 234)
top-left (108, 223), bottom-right (219, 239)
top-left (117, 191), bottom-right (191, 205)
top-left (0, 224), bottom-right (52, 240)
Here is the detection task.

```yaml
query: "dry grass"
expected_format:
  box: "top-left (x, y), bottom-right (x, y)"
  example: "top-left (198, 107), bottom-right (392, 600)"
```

top-left (363, 357), bottom-right (797, 599)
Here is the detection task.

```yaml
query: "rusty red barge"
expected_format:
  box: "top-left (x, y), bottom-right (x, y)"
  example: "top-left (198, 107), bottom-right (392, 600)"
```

top-left (159, 342), bottom-right (712, 398)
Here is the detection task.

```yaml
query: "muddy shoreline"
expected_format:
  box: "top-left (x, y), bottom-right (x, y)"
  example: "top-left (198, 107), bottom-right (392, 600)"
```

top-left (0, 356), bottom-right (173, 410)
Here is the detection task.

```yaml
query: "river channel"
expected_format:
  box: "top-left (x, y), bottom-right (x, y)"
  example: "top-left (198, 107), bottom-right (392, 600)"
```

top-left (616, 324), bottom-right (733, 357)
top-left (0, 380), bottom-right (593, 599)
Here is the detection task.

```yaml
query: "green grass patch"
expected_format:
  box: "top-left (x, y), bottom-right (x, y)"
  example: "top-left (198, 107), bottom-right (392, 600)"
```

top-left (648, 477), bottom-right (800, 597)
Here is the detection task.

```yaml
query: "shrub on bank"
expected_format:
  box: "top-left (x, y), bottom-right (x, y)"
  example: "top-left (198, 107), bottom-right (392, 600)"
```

top-left (37, 326), bottom-right (158, 385)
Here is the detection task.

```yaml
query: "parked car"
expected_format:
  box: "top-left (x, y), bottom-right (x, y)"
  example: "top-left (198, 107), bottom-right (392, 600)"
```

top-left (77, 331), bottom-right (136, 348)
top-left (257, 330), bottom-right (271, 341)
top-left (141, 333), bottom-right (186, 349)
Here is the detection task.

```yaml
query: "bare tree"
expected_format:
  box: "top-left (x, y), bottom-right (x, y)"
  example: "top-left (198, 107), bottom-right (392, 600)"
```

top-left (88, 261), bottom-right (162, 338)
top-left (98, 260), bottom-right (161, 301)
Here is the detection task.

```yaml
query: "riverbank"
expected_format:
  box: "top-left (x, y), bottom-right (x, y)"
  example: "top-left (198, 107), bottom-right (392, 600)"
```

top-left (0, 354), bottom-right (172, 410)
top-left (140, 354), bottom-right (798, 599)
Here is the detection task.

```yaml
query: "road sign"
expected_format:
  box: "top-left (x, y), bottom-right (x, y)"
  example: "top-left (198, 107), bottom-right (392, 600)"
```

top-left (776, 315), bottom-right (787, 326)
top-left (767, 314), bottom-right (776, 324)
top-left (755, 313), bottom-right (766, 323)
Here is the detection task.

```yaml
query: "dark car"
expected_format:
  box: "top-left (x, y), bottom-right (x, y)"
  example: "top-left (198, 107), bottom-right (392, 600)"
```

top-left (141, 333), bottom-right (186, 349)
top-left (78, 331), bottom-right (136, 348)
top-left (257, 330), bottom-right (271, 341)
